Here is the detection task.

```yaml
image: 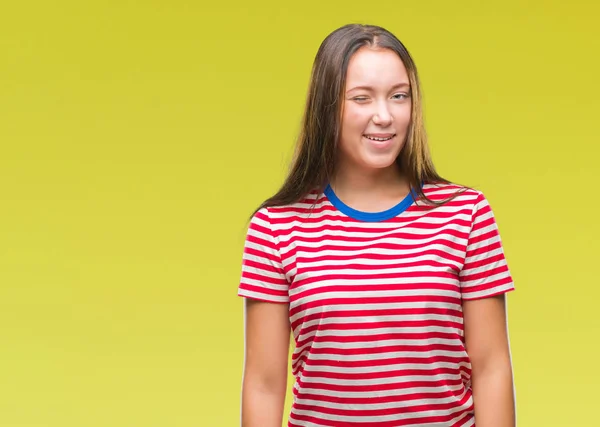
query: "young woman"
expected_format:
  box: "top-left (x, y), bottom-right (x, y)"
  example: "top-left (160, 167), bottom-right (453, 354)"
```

top-left (238, 23), bottom-right (516, 427)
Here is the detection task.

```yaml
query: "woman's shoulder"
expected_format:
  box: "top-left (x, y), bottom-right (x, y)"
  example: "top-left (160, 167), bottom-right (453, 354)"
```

top-left (420, 180), bottom-right (487, 208)
top-left (251, 188), bottom-right (328, 223)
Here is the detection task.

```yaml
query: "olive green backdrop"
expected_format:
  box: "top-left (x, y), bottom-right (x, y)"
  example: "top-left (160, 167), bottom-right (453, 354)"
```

top-left (1, 1), bottom-right (598, 426)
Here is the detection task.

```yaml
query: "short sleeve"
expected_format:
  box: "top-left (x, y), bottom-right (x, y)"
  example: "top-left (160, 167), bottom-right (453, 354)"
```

top-left (459, 192), bottom-right (515, 300)
top-left (237, 207), bottom-right (290, 303)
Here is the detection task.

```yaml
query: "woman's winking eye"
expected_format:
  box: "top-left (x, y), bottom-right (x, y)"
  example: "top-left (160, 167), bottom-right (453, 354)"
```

top-left (350, 93), bottom-right (410, 102)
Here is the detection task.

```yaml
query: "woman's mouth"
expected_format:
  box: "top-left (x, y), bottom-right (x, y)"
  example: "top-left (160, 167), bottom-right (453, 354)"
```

top-left (363, 134), bottom-right (396, 142)
top-left (363, 134), bottom-right (396, 149)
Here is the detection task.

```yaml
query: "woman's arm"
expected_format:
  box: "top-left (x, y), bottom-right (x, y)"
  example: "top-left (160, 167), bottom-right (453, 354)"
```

top-left (463, 294), bottom-right (516, 427)
top-left (241, 298), bottom-right (291, 427)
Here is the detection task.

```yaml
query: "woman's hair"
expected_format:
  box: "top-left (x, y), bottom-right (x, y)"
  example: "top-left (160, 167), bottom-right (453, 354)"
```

top-left (253, 23), bottom-right (463, 217)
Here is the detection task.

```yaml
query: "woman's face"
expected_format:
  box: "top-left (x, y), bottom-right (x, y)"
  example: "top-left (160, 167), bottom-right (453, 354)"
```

top-left (338, 47), bottom-right (412, 175)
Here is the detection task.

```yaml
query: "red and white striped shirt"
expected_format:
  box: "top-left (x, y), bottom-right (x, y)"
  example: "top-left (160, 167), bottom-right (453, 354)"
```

top-left (238, 182), bottom-right (515, 427)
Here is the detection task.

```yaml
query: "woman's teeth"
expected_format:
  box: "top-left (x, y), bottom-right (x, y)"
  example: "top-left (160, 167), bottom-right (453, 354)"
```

top-left (365, 135), bottom-right (394, 141)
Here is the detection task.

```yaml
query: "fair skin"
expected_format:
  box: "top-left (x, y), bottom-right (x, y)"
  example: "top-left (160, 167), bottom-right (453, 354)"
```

top-left (463, 295), bottom-right (516, 426)
top-left (241, 46), bottom-right (515, 427)
top-left (332, 47), bottom-right (413, 211)
top-left (240, 299), bottom-right (290, 427)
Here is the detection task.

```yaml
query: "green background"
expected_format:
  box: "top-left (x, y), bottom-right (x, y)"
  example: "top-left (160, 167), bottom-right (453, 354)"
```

top-left (1, 1), bottom-right (599, 426)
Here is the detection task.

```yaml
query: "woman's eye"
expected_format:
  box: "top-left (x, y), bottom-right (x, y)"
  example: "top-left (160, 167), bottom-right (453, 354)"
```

top-left (392, 93), bottom-right (409, 100)
top-left (353, 97), bottom-right (368, 102)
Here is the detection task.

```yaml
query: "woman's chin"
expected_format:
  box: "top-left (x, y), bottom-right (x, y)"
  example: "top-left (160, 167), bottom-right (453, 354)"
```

top-left (358, 156), bottom-right (399, 171)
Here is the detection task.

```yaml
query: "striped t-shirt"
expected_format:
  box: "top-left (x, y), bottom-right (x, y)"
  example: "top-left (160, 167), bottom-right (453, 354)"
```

top-left (238, 182), bottom-right (515, 427)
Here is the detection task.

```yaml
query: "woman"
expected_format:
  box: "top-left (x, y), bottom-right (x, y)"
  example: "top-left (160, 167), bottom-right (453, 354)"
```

top-left (238, 23), bottom-right (516, 427)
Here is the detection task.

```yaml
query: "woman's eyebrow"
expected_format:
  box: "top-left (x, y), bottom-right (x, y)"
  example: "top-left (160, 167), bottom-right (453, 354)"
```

top-left (346, 82), bottom-right (410, 93)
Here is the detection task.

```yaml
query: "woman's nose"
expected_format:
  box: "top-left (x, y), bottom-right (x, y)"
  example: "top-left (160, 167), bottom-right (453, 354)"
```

top-left (372, 103), bottom-right (393, 125)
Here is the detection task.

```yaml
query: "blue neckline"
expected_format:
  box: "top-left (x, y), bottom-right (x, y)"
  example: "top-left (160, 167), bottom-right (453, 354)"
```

top-left (324, 184), bottom-right (418, 222)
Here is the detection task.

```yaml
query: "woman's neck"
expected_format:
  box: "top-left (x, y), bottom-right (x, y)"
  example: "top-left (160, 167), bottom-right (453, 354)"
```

top-left (329, 165), bottom-right (410, 213)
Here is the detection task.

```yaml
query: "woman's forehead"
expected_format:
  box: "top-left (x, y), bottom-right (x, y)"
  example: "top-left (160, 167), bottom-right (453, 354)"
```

top-left (345, 48), bottom-right (409, 88)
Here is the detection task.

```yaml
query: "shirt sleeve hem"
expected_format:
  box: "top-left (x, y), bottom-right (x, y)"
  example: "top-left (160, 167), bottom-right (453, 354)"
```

top-left (461, 286), bottom-right (515, 301)
top-left (238, 291), bottom-right (289, 304)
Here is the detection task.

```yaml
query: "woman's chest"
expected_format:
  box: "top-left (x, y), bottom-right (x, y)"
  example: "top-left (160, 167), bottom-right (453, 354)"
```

top-left (280, 221), bottom-right (469, 313)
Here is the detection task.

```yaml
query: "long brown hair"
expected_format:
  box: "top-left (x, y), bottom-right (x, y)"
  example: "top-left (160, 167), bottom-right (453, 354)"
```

top-left (253, 24), bottom-right (463, 217)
